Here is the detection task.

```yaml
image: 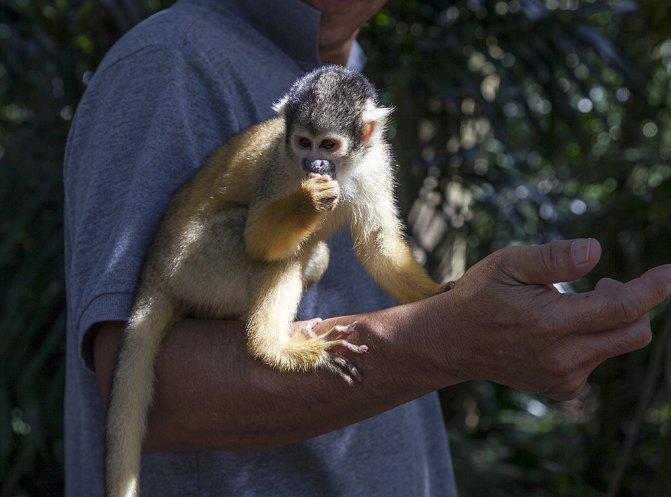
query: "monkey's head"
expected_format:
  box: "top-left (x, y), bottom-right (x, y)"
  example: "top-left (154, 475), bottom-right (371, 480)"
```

top-left (273, 65), bottom-right (392, 181)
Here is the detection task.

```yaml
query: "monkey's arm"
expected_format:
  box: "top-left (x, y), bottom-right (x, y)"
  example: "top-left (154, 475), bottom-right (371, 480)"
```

top-left (244, 174), bottom-right (338, 261)
top-left (351, 206), bottom-right (442, 304)
top-left (357, 227), bottom-right (441, 304)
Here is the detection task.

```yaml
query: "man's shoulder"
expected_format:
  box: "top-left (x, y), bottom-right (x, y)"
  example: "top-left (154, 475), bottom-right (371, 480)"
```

top-left (95, 2), bottom-right (246, 76)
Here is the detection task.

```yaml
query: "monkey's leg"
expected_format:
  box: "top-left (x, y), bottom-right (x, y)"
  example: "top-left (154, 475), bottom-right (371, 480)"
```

top-left (106, 290), bottom-right (178, 497)
top-left (246, 259), bottom-right (367, 384)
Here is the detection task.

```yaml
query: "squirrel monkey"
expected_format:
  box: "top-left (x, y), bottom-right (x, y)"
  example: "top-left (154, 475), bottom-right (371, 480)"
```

top-left (105, 65), bottom-right (445, 497)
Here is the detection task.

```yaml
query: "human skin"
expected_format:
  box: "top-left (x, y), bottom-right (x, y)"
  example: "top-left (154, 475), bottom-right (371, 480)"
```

top-left (302, 0), bottom-right (389, 65)
top-left (93, 239), bottom-right (671, 452)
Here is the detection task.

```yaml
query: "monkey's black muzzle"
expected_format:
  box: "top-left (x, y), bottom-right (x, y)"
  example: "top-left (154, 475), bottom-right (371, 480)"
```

top-left (302, 158), bottom-right (335, 179)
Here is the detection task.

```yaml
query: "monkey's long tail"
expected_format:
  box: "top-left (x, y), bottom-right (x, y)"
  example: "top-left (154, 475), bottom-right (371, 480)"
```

top-left (105, 290), bottom-right (177, 497)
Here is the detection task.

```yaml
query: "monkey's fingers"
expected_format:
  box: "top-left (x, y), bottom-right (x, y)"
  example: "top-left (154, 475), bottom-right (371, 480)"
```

top-left (330, 339), bottom-right (368, 355)
top-left (321, 323), bottom-right (368, 355)
top-left (324, 321), bottom-right (358, 339)
top-left (300, 317), bottom-right (323, 338)
top-left (323, 356), bottom-right (364, 385)
top-left (333, 356), bottom-right (364, 383)
top-left (304, 174), bottom-right (339, 211)
top-left (307, 172), bottom-right (333, 181)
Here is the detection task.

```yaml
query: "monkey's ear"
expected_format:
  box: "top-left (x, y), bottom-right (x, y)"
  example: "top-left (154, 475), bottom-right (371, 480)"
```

top-left (361, 101), bottom-right (393, 144)
top-left (272, 96), bottom-right (289, 117)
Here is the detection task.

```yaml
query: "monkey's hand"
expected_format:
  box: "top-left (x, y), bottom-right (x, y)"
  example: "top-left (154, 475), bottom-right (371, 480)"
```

top-left (303, 173), bottom-right (339, 212)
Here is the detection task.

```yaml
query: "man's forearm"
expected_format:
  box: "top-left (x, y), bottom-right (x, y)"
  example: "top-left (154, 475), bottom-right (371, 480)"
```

top-left (94, 240), bottom-right (671, 453)
top-left (93, 299), bottom-right (454, 453)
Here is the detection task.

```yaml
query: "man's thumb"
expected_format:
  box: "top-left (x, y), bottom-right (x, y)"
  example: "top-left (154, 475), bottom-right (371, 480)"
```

top-left (501, 238), bottom-right (602, 285)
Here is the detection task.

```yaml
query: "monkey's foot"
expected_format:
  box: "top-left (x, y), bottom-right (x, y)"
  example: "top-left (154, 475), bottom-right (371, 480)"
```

top-left (319, 322), bottom-right (368, 385)
top-left (302, 319), bottom-right (367, 353)
top-left (295, 319), bottom-right (368, 384)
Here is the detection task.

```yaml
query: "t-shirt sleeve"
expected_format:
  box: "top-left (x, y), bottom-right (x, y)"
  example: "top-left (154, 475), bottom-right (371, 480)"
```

top-left (64, 43), bottom-right (239, 371)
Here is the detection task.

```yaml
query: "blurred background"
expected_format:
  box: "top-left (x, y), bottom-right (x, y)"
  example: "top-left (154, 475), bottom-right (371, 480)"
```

top-left (1, 0), bottom-right (670, 495)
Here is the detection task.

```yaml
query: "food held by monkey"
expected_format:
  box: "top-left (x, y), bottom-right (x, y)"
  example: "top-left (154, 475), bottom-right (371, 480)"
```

top-left (105, 65), bottom-right (445, 497)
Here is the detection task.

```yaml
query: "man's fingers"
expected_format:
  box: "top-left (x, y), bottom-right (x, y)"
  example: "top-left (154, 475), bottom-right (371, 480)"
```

top-left (594, 277), bottom-right (623, 291)
top-left (499, 238), bottom-right (602, 286)
top-left (563, 264), bottom-right (671, 333)
top-left (611, 264), bottom-right (671, 322)
top-left (535, 315), bottom-right (652, 400)
top-left (582, 315), bottom-right (652, 361)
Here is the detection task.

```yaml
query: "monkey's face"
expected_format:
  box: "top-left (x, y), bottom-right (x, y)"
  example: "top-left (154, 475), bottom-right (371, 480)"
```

top-left (290, 128), bottom-right (351, 180)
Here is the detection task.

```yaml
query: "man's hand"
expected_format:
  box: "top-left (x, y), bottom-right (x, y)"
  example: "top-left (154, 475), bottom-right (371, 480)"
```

top-left (429, 238), bottom-right (671, 400)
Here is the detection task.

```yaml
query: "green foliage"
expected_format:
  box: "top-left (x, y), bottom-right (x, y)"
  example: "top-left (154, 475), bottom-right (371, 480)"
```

top-left (2, 0), bottom-right (670, 496)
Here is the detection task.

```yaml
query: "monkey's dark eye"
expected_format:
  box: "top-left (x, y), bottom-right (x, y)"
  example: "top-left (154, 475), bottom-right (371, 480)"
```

top-left (320, 139), bottom-right (336, 150)
top-left (298, 137), bottom-right (311, 148)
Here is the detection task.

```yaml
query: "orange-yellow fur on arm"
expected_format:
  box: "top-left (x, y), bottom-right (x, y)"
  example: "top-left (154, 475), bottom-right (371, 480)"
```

top-left (355, 231), bottom-right (441, 304)
top-left (244, 175), bottom-right (338, 262)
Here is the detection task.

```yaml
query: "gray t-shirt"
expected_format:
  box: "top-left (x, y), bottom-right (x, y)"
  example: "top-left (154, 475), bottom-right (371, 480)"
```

top-left (63, 0), bottom-right (458, 495)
